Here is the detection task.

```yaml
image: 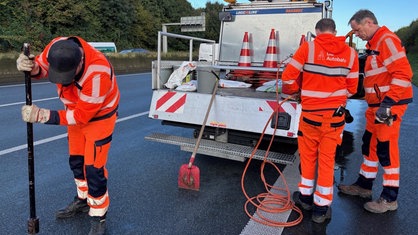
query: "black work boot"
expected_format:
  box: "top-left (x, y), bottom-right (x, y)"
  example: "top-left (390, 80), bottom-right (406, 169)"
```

top-left (55, 196), bottom-right (89, 219)
top-left (312, 205), bottom-right (332, 223)
top-left (89, 214), bottom-right (106, 235)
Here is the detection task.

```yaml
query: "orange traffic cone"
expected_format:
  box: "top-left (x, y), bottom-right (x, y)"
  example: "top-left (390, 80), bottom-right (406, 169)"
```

top-left (257, 29), bottom-right (279, 82)
top-left (263, 29), bottom-right (278, 68)
top-left (233, 32), bottom-right (254, 78)
top-left (238, 32), bottom-right (251, 67)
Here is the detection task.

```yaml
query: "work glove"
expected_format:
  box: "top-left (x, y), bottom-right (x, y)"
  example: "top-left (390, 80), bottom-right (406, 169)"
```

top-left (291, 92), bottom-right (301, 103)
top-left (16, 53), bottom-right (35, 72)
top-left (21, 104), bottom-right (50, 123)
top-left (375, 106), bottom-right (392, 125)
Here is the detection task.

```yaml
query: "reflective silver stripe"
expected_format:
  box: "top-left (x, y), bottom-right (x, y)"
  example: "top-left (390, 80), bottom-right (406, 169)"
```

top-left (37, 56), bottom-right (49, 78)
top-left (302, 88), bottom-right (347, 98)
top-left (91, 74), bottom-right (101, 97)
top-left (78, 65), bottom-right (111, 87)
top-left (80, 93), bottom-right (106, 104)
top-left (384, 51), bottom-right (406, 66)
top-left (307, 41), bottom-right (314, 63)
top-left (89, 207), bottom-right (107, 217)
top-left (392, 78), bottom-right (411, 87)
top-left (37, 55), bottom-right (49, 69)
top-left (100, 91), bottom-right (119, 110)
top-left (347, 71), bottom-right (359, 78)
top-left (385, 37), bottom-right (399, 56)
top-left (288, 59), bottom-right (303, 70)
top-left (370, 55), bottom-right (379, 69)
top-left (74, 178), bottom-right (87, 199)
top-left (87, 191), bottom-right (108, 206)
top-left (364, 158), bottom-right (379, 167)
top-left (88, 191), bottom-right (109, 217)
top-left (348, 47), bottom-right (356, 68)
top-left (364, 85), bottom-right (390, 94)
top-left (360, 169), bottom-right (377, 178)
top-left (301, 176), bottom-right (315, 187)
top-left (365, 66), bottom-right (387, 77)
top-left (66, 109), bottom-right (76, 125)
top-left (383, 179), bottom-right (399, 187)
top-left (376, 33), bottom-right (398, 51)
top-left (304, 64), bottom-right (350, 76)
top-left (384, 167), bottom-right (400, 174)
top-left (314, 194), bottom-right (332, 206)
top-left (316, 184), bottom-right (333, 195)
top-left (79, 73), bottom-right (107, 104)
top-left (300, 187), bottom-right (314, 195)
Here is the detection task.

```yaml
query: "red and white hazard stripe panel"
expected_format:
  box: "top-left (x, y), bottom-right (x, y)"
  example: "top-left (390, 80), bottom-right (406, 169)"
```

top-left (262, 100), bottom-right (297, 114)
top-left (155, 91), bottom-right (187, 113)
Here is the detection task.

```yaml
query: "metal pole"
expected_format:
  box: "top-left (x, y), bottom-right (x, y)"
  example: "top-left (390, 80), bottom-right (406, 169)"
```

top-left (162, 24), bottom-right (168, 54)
top-left (189, 39), bottom-right (193, 62)
top-left (23, 43), bottom-right (39, 234)
top-left (157, 32), bottom-right (162, 89)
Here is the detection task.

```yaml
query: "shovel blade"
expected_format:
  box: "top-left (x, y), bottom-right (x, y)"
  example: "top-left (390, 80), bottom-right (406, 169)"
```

top-left (178, 164), bottom-right (200, 191)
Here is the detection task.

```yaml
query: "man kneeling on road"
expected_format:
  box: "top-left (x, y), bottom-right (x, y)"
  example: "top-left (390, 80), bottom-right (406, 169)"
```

top-left (17, 36), bottom-right (120, 235)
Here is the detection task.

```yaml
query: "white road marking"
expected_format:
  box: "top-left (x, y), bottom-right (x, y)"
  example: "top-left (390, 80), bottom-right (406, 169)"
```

top-left (0, 97), bottom-right (58, 108)
top-left (240, 154), bottom-right (300, 235)
top-left (0, 111), bottom-right (149, 156)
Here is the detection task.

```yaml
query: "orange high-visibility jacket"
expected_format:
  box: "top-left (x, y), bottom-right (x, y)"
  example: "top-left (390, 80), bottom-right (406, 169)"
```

top-left (34, 36), bottom-right (120, 125)
top-left (363, 26), bottom-right (413, 107)
top-left (282, 34), bottom-right (359, 111)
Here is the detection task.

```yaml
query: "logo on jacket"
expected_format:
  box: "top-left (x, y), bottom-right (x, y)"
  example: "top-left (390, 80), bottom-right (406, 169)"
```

top-left (325, 52), bottom-right (346, 63)
top-left (318, 51), bottom-right (325, 60)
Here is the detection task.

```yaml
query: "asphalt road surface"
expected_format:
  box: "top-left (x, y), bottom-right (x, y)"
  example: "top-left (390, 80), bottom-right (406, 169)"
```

top-left (1, 73), bottom-right (417, 235)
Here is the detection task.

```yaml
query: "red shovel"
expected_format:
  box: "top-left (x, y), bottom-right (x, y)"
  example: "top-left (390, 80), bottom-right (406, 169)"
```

top-left (178, 71), bottom-right (219, 191)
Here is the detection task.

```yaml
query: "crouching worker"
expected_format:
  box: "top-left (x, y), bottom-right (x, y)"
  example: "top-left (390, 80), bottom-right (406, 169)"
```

top-left (17, 36), bottom-right (120, 235)
top-left (281, 18), bottom-right (359, 223)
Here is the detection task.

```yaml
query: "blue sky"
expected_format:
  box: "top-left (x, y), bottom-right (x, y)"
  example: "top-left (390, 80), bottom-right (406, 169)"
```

top-left (187, 0), bottom-right (417, 48)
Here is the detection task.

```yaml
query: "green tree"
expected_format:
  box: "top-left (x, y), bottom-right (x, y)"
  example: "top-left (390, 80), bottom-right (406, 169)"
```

top-left (396, 19), bottom-right (418, 53)
top-left (0, 0), bottom-right (225, 52)
top-left (203, 2), bottom-right (223, 41)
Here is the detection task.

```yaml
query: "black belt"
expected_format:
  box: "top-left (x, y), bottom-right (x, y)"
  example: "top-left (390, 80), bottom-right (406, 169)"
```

top-left (302, 108), bottom-right (337, 112)
top-left (90, 105), bottom-right (118, 122)
top-left (302, 117), bottom-right (345, 127)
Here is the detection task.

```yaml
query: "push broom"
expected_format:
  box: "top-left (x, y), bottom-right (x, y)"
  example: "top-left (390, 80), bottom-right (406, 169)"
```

top-left (178, 71), bottom-right (219, 191)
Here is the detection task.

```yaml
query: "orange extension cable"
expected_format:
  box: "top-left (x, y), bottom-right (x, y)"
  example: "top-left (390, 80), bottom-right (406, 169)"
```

top-left (241, 59), bottom-right (303, 227)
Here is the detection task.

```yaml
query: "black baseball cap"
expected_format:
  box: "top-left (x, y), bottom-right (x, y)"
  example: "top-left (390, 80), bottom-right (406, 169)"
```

top-left (47, 40), bottom-right (82, 85)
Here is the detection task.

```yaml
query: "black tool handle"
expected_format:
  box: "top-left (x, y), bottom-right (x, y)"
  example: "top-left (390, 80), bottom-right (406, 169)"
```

top-left (23, 43), bottom-right (39, 234)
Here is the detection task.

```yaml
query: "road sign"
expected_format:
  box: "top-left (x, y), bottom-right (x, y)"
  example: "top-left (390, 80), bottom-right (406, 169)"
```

top-left (181, 13), bottom-right (205, 32)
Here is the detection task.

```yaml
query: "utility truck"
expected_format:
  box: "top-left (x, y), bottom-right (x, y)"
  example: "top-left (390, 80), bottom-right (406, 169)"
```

top-left (146, 0), bottom-right (353, 165)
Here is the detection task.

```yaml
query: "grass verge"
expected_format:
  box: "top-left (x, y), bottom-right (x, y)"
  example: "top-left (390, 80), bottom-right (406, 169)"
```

top-left (407, 52), bottom-right (418, 86)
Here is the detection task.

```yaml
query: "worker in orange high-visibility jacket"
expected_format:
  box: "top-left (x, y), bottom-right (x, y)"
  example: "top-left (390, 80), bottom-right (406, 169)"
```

top-left (338, 10), bottom-right (413, 214)
top-left (17, 36), bottom-right (120, 235)
top-left (282, 18), bottom-right (359, 224)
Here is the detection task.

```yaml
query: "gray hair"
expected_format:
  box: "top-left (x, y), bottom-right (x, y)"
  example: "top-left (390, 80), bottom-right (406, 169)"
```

top-left (348, 9), bottom-right (378, 25)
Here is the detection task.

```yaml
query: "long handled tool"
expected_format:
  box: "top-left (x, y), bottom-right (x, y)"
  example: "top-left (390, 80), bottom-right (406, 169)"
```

top-left (23, 43), bottom-right (39, 234)
top-left (178, 71), bottom-right (219, 191)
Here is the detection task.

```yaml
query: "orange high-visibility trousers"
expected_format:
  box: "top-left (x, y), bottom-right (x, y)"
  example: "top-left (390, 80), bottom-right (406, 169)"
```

top-left (297, 112), bottom-right (344, 207)
top-left (67, 113), bottom-right (117, 217)
top-left (358, 105), bottom-right (407, 201)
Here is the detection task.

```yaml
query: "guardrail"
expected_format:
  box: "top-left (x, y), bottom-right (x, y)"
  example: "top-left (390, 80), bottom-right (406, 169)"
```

top-left (156, 31), bottom-right (216, 88)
